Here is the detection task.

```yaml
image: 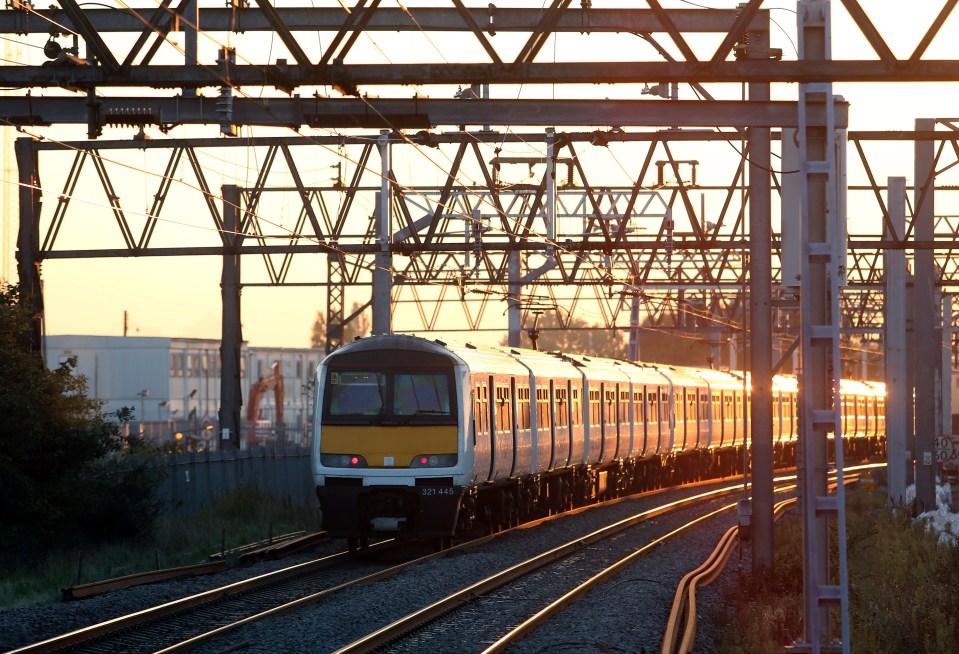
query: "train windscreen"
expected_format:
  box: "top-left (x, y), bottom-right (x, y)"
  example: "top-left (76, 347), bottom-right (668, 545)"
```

top-left (328, 371), bottom-right (387, 416)
top-left (324, 368), bottom-right (455, 424)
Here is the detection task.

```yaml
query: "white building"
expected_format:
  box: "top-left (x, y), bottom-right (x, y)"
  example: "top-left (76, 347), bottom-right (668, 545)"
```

top-left (45, 335), bottom-right (323, 450)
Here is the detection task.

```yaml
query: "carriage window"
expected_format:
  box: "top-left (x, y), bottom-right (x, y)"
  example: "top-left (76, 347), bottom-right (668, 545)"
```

top-left (605, 389), bottom-right (617, 424)
top-left (517, 386), bottom-right (530, 430)
top-left (589, 389), bottom-right (601, 424)
top-left (329, 371), bottom-right (387, 416)
top-left (555, 386), bottom-right (569, 428)
top-left (572, 387), bottom-right (582, 426)
top-left (536, 387), bottom-right (551, 429)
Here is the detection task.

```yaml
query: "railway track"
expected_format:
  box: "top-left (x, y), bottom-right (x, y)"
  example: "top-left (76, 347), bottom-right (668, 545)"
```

top-left (10, 540), bottom-right (414, 654)
top-left (333, 478), bottom-right (788, 654)
top-left (7, 475), bottom-right (751, 654)
top-left (11, 465), bottom-right (883, 654)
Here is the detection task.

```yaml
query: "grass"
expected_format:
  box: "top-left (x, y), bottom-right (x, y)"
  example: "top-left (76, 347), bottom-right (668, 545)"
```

top-left (0, 487), bottom-right (322, 609)
top-left (713, 489), bottom-right (959, 653)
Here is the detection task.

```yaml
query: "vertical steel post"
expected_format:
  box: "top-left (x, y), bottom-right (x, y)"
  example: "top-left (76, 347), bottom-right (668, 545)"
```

top-left (628, 274), bottom-right (641, 362)
top-left (182, 0), bottom-right (198, 98)
top-left (796, 1), bottom-right (850, 651)
top-left (508, 250), bottom-right (522, 347)
top-left (219, 185), bottom-right (243, 451)
top-left (14, 136), bottom-right (43, 358)
top-left (372, 130), bottom-right (392, 336)
top-left (914, 118), bottom-right (940, 513)
top-left (545, 128), bottom-right (556, 246)
top-left (943, 296), bottom-right (953, 441)
top-left (885, 177), bottom-right (909, 506)
top-left (747, 16), bottom-right (774, 579)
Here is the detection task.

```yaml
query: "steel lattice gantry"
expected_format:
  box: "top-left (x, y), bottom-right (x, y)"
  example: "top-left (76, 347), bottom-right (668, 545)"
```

top-left (12, 3), bottom-right (959, 652)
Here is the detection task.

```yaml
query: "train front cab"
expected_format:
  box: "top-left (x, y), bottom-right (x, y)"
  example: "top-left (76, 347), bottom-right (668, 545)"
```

top-left (313, 337), bottom-right (469, 542)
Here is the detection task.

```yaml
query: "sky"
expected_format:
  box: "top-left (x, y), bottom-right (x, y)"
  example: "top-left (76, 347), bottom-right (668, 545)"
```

top-left (3, 1), bottom-right (959, 349)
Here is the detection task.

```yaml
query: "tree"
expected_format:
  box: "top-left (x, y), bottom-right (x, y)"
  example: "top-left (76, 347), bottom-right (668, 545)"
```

top-left (508, 310), bottom-right (628, 359)
top-left (0, 284), bottom-right (161, 565)
top-left (310, 302), bottom-right (371, 350)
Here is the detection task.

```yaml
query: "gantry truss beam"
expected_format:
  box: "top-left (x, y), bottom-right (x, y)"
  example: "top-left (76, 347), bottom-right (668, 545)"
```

top-left (14, 61), bottom-right (959, 90)
top-left (3, 2), bottom-right (959, 92)
top-left (20, 124), bottom-right (959, 336)
top-left (0, 98), bottom-right (844, 131)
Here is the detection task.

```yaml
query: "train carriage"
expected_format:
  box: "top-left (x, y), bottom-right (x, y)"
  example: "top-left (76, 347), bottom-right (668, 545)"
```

top-left (312, 334), bottom-right (883, 544)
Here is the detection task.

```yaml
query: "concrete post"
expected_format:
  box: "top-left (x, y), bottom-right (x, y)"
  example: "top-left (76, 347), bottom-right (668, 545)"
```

top-left (914, 118), bottom-right (940, 513)
top-left (885, 177), bottom-right (908, 506)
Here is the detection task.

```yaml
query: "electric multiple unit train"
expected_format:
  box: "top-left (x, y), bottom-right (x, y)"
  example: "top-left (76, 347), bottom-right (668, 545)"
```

top-left (311, 334), bottom-right (885, 545)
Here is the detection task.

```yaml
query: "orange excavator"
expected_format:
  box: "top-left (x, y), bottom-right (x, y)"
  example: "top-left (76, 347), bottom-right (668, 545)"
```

top-left (247, 361), bottom-right (284, 442)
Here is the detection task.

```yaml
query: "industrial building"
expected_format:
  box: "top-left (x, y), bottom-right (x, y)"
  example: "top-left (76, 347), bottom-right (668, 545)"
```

top-left (45, 335), bottom-right (322, 451)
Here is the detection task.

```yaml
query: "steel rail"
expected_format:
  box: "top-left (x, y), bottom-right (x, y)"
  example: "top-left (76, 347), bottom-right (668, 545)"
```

top-left (154, 476), bottom-right (752, 654)
top-left (661, 468), bottom-right (880, 654)
top-left (332, 480), bottom-right (764, 654)
top-left (481, 480), bottom-right (802, 654)
top-left (7, 540), bottom-right (400, 654)
top-left (11, 474), bottom-right (749, 654)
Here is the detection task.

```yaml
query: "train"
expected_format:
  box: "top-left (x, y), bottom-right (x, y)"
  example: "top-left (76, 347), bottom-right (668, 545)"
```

top-left (311, 334), bottom-right (885, 547)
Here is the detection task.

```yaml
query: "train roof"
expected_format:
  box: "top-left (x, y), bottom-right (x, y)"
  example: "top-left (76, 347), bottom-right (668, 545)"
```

top-left (840, 378), bottom-right (885, 397)
top-left (646, 364), bottom-right (710, 387)
top-left (692, 367), bottom-right (746, 391)
top-left (325, 333), bottom-right (467, 365)
top-left (497, 346), bottom-right (582, 380)
top-left (443, 341), bottom-right (531, 376)
top-left (559, 352), bottom-right (637, 383)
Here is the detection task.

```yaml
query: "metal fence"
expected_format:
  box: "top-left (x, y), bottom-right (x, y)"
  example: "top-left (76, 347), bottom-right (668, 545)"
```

top-left (154, 447), bottom-right (315, 515)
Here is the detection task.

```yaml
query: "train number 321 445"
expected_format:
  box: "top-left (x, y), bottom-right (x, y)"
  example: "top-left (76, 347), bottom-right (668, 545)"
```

top-left (420, 487), bottom-right (457, 496)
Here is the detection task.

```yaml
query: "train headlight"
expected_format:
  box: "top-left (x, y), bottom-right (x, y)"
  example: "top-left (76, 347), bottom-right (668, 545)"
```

top-left (410, 453), bottom-right (457, 468)
top-left (320, 454), bottom-right (368, 468)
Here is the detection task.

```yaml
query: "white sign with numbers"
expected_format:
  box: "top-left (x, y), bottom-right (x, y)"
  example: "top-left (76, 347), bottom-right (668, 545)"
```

top-left (935, 434), bottom-right (959, 464)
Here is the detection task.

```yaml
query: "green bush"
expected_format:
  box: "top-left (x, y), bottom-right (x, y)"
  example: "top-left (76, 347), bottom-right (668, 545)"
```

top-left (0, 283), bottom-right (163, 566)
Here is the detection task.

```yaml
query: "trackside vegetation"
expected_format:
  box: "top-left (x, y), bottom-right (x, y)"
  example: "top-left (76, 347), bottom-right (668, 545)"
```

top-left (0, 487), bottom-right (321, 608)
top-left (713, 489), bottom-right (959, 653)
top-left (0, 284), bottom-right (162, 567)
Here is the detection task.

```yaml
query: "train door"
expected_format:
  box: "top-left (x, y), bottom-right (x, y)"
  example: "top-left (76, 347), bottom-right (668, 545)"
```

top-left (491, 379), bottom-right (514, 479)
top-left (744, 391), bottom-right (752, 445)
top-left (876, 396), bottom-right (885, 436)
top-left (665, 384), bottom-right (677, 452)
top-left (644, 385), bottom-right (659, 455)
top-left (840, 395), bottom-right (850, 436)
top-left (631, 387), bottom-right (643, 458)
top-left (698, 388), bottom-right (710, 449)
top-left (570, 383), bottom-right (585, 464)
top-left (514, 381), bottom-right (532, 475)
top-left (710, 390), bottom-right (721, 448)
top-left (601, 383), bottom-right (618, 465)
top-left (553, 380), bottom-right (572, 467)
top-left (588, 384), bottom-right (602, 464)
top-left (732, 390), bottom-right (743, 448)
top-left (676, 387), bottom-right (690, 451)
top-left (471, 376), bottom-right (493, 483)
top-left (772, 392), bottom-right (782, 443)
top-left (856, 395), bottom-right (869, 436)
top-left (722, 391), bottom-right (734, 447)
top-left (618, 386), bottom-right (630, 459)
top-left (532, 379), bottom-right (552, 473)
top-left (547, 380), bottom-right (557, 469)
